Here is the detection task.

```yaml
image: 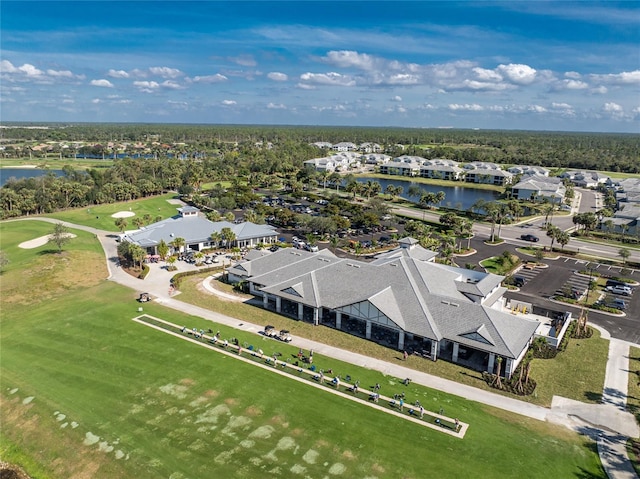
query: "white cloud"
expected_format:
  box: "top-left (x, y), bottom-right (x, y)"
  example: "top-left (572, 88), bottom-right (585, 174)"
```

top-left (528, 104), bottom-right (547, 113)
top-left (108, 69), bottom-right (129, 78)
top-left (46, 69), bottom-right (74, 78)
top-left (563, 79), bottom-right (588, 89)
top-left (552, 102), bottom-right (573, 109)
top-left (497, 63), bottom-right (537, 85)
top-left (160, 80), bottom-right (182, 90)
top-left (229, 55), bottom-right (256, 67)
top-left (0, 60), bottom-right (18, 73)
top-left (386, 73), bottom-right (420, 85)
top-left (267, 102), bottom-right (286, 109)
top-left (564, 71), bottom-right (581, 79)
top-left (221, 99), bottom-right (236, 105)
top-left (448, 103), bottom-right (484, 111)
top-left (296, 83), bottom-right (315, 90)
top-left (129, 69), bottom-right (148, 78)
top-left (591, 85), bottom-right (608, 94)
top-left (473, 67), bottom-right (503, 82)
top-left (133, 80), bottom-right (160, 93)
top-left (591, 70), bottom-right (640, 85)
top-left (602, 102), bottom-right (626, 119)
top-left (392, 95), bottom-right (402, 102)
top-left (603, 102), bottom-right (623, 112)
top-left (322, 50), bottom-right (376, 71)
top-left (90, 79), bottom-right (114, 88)
top-left (267, 72), bottom-right (288, 81)
top-left (149, 66), bottom-right (183, 78)
top-left (91, 98), bottom-right (101, 104)
top-left (191, 74), bottom-right (228, 83)
top-left (300, 72), bottom-right (355, 87)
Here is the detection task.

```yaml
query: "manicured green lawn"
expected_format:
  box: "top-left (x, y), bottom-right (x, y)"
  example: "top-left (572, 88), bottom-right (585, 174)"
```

top-left (1, 283), bottom-right (604, 479)
top-left (0, 220), bottom-right (605, 478)
top-left (530, 329), bottom-right (608, 406)
top-left (41, 193), bottom-right (181, 232)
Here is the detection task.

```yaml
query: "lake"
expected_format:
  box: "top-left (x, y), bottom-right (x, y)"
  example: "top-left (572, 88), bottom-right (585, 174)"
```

top-left (1, 168), bottom-right (65, 186)
top-left (355, 177), bottom-right (500, 211)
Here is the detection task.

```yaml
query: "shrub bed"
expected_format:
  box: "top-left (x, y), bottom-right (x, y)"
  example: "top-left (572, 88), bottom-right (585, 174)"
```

top-left (482, 370), bottom-right (537, 396)
top-left (171, 266), bottom-right (222, 289)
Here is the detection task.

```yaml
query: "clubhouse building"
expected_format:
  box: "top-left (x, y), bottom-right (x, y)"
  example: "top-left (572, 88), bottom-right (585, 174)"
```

top-left (122, 206), bottom-right (279, 254)
top-left (228, 238), bottom-right (559, 378)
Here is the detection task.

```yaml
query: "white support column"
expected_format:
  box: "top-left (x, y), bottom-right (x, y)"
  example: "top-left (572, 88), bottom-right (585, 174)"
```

top-left (275, 296), bottom-right (281, 313)
top-left (365, 321), bottom-right (372, 340)
top-left (263, 292), bottom-right (269, 308)
top-left (452, 343), bottom-right (459, 363)
top-left (313, 308), bottom-right (319, 326)
top-left (431, 340), bottom-right (438, 361)
top-left (298, 303), bottom-right (304, 320)
top-left (488, 353), bottom-right (496, 373)
top-left (336, 312), bottom-right (342, 330)
top-left (505, 358), bottom-right (513, 379)
top-left (398, 330), bottom-right (405, 351)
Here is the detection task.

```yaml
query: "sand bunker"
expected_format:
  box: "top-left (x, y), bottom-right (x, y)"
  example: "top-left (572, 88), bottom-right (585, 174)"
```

top-left (19, 233), bottom-right (77, 249)
top-left (111, 211), bottom-right (136, 218)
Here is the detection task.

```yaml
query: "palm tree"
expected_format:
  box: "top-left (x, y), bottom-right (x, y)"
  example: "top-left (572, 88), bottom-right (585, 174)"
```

top-left (221, 227), bottom-right (236, 250)
top-left (493, 356), bottom-right (503, 388)
top-left (407, 184), bottom-right (422, 203)
top-left (619, 247), bottom-right (631, 266)
top-left (157, 239), bottom-right (169, 260)
top-left (210, 231), bottom-right (221, 249)
top-left (541, 203), bottom-right (555, 226)
top-left (328, 172), bottom-right (342, 192)
top-left (166, 255), bottom-right (177, 270)
top-left (132, 217), bottom-right (144, 229)
top-left (556, 230), bottom-right (570, 251)
top-left (329, 236), bottom-right (339, 253)
top-left (207, 210), bottom-right (222, 222)
top-left (194, 251), bottom-right (205, 266)
top-left (484, 203), bottom-right (501, 242)
top-left (546, 225), bottom-right (560, 252)
top-left (130, 244), bottom-right (146, 269)
top-left (170, 237), bottom-right (185, 255)
top-left (115, 218), bottom-right (128, 233)
top-left (435, 191), bottom-right (446, 208)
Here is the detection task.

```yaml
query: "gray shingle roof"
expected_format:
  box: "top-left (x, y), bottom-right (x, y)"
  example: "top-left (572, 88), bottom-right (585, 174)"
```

top-left (240, 245), bottom-right (536, 358)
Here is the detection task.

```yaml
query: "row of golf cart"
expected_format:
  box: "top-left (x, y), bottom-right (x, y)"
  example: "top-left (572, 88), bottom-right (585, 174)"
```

top-left (263, 325), bottom-right (292, 342)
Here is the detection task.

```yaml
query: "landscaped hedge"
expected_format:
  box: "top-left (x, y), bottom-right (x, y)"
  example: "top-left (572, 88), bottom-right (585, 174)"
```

top-left (171, 266), bottom-right (222, 289)
top-left (138, 264), bottom-right (150, 279)
top-left (531, 337), bottom-right (558, 359)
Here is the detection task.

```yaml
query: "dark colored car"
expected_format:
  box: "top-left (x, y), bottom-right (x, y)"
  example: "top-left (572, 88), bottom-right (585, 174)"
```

top-left (513, 276), bottom-right (526, 287)
top-left (606, 279), bottom-right (629, 289)
top-left (520, 234), bottom-right (539, 242)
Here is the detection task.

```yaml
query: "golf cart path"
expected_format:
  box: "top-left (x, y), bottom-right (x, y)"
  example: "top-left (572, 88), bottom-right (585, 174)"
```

top-left (9, 217), bottom-right (639, 478)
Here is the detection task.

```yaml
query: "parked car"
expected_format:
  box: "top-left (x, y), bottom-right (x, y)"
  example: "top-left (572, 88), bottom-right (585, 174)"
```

top-left (520, 234), bottom-right (539, 242)
top-left (513, 276), bottom-right (526, 287)
top-left (606, 279), bottom-right (630, 289)
top-left (607, 285), bottom-right (632, 296)
top-left (608, 298), bottom-right (627, 310)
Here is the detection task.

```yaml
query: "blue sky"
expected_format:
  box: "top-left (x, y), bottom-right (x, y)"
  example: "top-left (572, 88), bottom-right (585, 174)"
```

top-left (1, 1), bottom-right (639, 132)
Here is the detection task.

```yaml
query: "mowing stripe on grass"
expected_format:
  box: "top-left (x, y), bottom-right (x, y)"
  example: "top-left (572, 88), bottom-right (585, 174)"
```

top-left (133, 313), bottom-right (468, 438)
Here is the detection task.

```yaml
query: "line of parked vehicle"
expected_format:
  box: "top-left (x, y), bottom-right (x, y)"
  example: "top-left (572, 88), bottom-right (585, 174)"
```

top-left (597, 279), bottom-right (635, 311)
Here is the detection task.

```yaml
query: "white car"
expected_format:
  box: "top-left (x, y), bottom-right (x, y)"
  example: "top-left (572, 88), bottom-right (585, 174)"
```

top-left (607, 285), bottom-right (632, 296)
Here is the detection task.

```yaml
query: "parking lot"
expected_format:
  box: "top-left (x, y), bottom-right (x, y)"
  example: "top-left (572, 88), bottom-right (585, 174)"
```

top-left (506, 255), bottom-right (640, 342)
